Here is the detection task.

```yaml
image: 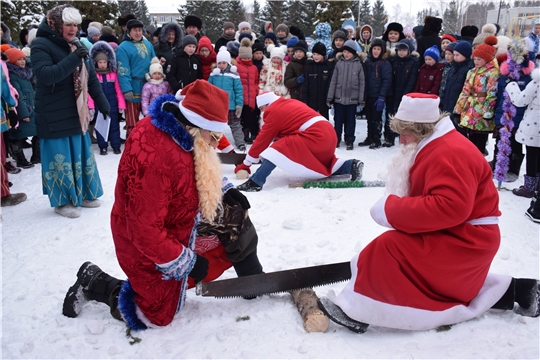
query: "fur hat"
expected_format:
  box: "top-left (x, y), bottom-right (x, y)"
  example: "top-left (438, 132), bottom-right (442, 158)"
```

top-left (4, 48), bottom-right (26, 64)
top-left (126, 19), bottom-right (143, 31)
top-left (223, 21), bottom-right (235, 31)
top-left (238, 21), bottom-right (251, 31)
top-left (286, 36), bottom-right (299, 48)
top-left (239, 38), bottom-right (253, 60)
top-left (453, 40), bottom-right (472, 59)
top-left (472, 24), bottom-right (497, 48)
top-left (148, 57), bottom-right (163, 76)
top-left (422, 16), bottom-right (442, 36)
top-left (226, 41), bottom-right (240, 58)
top-left (424, 45), bottom-right (440, 62)
top-left (289, 25), bottom-right (305, 41)
top-left (395, 93), bottom-right (441, 123)
top-left (87, 26), bottom-right (101, 39)
top-left (461, 25), bottom-right (479, 39)
top-left (441, 34), bottom-right (457, 43)
top-left (184, 15), bottom-right (202, 30)
top-left (332, 29), bottom-right (348, 42)
top-left (342, 39), bottom-right (357, 54)
top-left (252, 42), bottom-right (264, 54)
top-left (264, 32), bottom-right (277, 45)
top-left (216, 46), bottom-right (231, 63)
top-left (270, 45), bottom-right (285, 60)
top-left (383, 22), bottom-right (405, 42)
top-left (257, 92), bottom-right (280, 107)
top-left (275, 24), bottom-right (289, 35)
top-left (472, 36), bottom-right (498, 62)
top-left (311, 42), bottom-right (327, 56)
top-left (182, 35), bottom-right (198, 48)
top-left (175, 80), bottom-right (229, 132)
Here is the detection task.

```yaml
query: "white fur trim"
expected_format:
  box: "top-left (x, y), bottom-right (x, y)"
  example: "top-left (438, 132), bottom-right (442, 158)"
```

top-left (370, 195), bottom-right (392, 228)
top-left (395, 94), bottom-right (441, 123)
top-left (334, 254), bottom-right (513, 330)
top-left (244, 154), bottom-right (259, 166)
top-left (299, 116), bottom-right (327, 131)
top-left (256, 92), bottom-right (280, 107)
top-left (178, 101), bottom-right (228, 132)
top-left (415, 116), bottom-right (454, 158)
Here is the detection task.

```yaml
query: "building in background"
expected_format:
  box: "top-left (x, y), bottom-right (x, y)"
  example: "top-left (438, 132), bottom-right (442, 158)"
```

top-left (486, 7), bottom-right (540, 37)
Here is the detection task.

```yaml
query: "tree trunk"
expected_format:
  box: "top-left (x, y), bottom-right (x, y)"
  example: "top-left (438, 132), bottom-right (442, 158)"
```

top-left (289, 288), bottom-right (329, 333)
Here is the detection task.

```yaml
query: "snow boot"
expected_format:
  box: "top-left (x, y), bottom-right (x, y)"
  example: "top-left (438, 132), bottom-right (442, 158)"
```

top-left (4, 161), bottom-right (21, 174)
top-left (11, 140), bottom-right (34, 169)
top-left (30, 136), bottom-right (40, 164)
top-left (237, 179), bottom-right (262, 192)
top-left (351, 160), bottom-right (364, 181)
top-left (526, 193), bottom-right (540, 224)
top-left (346, 142), bottom-right (354, 150)
top-left (82, 199), bottom-right (102, 208)
top-left (369, 141), bottom-right (382, 149)
top-left (54, 204), bottom-right (81, 218)
top-left (357, 138), bottom-right (372, 147)
top-left (63, 261), bottom-right (124, 319)
top-left (317, 297), bottom-right (369, 333)
top-left (1, 193), bottom-right (27, 207)
top-left (515, 278), bottom-right (540, 317)
top-left (512, 175), bottom-right (538, 198)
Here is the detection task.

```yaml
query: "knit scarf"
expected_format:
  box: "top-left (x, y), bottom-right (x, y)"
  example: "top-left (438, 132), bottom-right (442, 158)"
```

top-left (148, 77), bottom-right (164, 85)
top-left (529, 32), bottom-right (540, 54)
top-left (95, 67), bottom-right (110, 75)
top-left (70, 43), bottom-right (90, 133)
top-left (221, 32), bottom-right (235, 41)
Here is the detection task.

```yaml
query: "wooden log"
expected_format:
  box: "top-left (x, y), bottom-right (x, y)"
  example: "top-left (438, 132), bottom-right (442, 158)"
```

top-left (289, 288), bottom-right (329, 333)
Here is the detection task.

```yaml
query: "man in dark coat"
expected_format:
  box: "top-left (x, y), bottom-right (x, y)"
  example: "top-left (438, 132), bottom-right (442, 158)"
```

top-left (416, 16), bottom-right (443, 66)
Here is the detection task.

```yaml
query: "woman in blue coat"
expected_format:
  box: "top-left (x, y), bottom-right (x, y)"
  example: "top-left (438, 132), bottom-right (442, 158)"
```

top-left (31, 4), bottom-right (110, 219)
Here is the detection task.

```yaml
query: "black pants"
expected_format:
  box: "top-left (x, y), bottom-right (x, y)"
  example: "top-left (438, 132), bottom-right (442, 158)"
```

top-left (467, 130), bottom-right (489, 155)
top-left (364, 97), bottom-right (383, 144)
top-left (525, 146), bottom-right (540, 177)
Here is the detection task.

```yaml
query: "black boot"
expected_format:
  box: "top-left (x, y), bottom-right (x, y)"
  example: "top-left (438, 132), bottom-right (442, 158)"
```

top-left (237, 179), bottom-right (262, 192)
top-left (351, 160), bottom-right (364, 181)
top-left (62, 262), bottom-right (123, 318)
top-left (491, 278), bottom-right (540, 317)
top-left (11, 140), bottom-right (34, 169)
top-left (30, 136), bottom-right (40, 164)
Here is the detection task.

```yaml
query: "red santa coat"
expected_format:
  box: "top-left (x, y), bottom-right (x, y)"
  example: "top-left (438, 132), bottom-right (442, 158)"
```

top-left (334, 117), bottom-right (512, 330)
top-left (245, 98), bottom-right (345, 178)
top-left (112, 95), bottom-right (231, 328)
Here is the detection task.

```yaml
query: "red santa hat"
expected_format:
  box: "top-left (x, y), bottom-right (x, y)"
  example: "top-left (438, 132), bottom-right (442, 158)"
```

top-left (394, 93), bottom-right (441, 123)
top-left (256, 92), bottom-right (280, 108)
top-left (175, 80), bottom-right (229, 132)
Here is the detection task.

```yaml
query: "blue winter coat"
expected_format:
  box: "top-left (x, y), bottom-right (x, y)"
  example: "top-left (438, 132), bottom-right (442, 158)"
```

top-left (387, 53), bottom-right (419, 113)
top-left (364, 54), bottom-right (392, 99)
top-left (439, 59), bottom-right (473, 114)
top-left (31, 18), bottom-right (110, 139)
top-left (208, 66), bottom-right (243, 110)
top-left (116, 36), bottom-right (156, 102)
top-left (6, 63), bottom-right (36, 139)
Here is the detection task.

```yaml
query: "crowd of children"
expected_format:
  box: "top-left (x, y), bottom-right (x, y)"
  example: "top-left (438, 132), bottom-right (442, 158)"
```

top-left (1, 14), bottom-right (540, 222)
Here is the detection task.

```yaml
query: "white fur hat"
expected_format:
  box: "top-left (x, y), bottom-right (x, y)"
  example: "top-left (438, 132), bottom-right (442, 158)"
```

top-left (394, 93), bottom-right (441, 123)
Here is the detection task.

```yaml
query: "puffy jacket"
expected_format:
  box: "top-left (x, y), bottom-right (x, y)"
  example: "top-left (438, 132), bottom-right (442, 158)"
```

top-left (414, 62), bottom-right (444, 94)
top-left (166, 49), bottom-right (203, 93)
top-left (364, 53), bottom-right (392, 99)
top-left (236, 57), bottom-right (259, 109)
top-left (327, 54), bottom-right (365, 106)
top-left (302, 58), bottom-right (333, 110)
top-left (208, 65), bottom-right (243, 110)
top-left (439, 59), bottom-right (473, 114)
top-left (387, 53), bottom-right (419, 113)
top-left (283, 55), bottom-right (307, 100)
top-left (154, 22), bottom-right (184, 66)
top-left (6, 63), bottom-right (36, 139)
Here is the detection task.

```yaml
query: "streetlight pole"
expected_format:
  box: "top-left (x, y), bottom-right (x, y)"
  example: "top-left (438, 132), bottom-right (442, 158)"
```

top-left (496, 0), bottom-right (502, 24)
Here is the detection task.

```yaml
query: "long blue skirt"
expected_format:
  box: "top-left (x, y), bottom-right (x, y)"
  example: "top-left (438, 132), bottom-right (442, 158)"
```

top-left (41, 132), bottom-right (103, 207)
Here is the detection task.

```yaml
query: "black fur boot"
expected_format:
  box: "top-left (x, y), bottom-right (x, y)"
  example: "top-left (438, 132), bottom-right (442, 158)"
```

top-left (11, 140), bottom-right (34, 169)
top-left (30, 136), bottom-right (40, 164)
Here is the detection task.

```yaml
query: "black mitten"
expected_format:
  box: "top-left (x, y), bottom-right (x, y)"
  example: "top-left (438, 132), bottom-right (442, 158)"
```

top-left (7, 110), bottom-right (19, 128)
top-left (188, 255), bottom-right (209, 283)
top-left (223, 188), bottom-right (251, 210)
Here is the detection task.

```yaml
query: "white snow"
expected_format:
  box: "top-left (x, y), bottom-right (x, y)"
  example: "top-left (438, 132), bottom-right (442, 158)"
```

top-left (1, 120), bottom-right (539, 358)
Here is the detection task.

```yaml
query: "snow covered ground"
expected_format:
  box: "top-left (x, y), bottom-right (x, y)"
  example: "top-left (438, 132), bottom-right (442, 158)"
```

top-left (2, 119), bottom-right (539, 359)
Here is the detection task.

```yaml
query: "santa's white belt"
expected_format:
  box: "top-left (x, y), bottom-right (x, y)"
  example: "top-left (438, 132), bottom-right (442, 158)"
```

top-left (466, 216), bottom-right (499, 225)
top-left (299, 116), bottom-right (327, 131)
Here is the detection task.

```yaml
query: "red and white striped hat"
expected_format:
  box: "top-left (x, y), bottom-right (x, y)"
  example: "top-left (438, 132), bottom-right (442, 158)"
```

top-left (175, 80), bottom-right (229, 132)
top-left (394, 93), bottom-right (441, 123)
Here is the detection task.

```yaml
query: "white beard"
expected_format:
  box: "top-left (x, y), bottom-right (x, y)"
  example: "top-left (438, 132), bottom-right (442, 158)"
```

top-left (190, 129), bottom-right (223, 223)
top-left (383, 143), bottom-right (418, 197)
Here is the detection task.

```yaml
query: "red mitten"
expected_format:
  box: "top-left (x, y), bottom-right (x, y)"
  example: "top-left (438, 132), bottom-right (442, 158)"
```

top-left (235, 163), bottom-right (251, 174)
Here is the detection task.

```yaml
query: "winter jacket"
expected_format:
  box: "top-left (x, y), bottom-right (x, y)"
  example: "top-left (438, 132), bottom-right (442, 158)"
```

top-left (309, 23), bottom-right (333, 56)
top-left (302, 57), bottom-right (334, 111)
top-left (111, 94), bottom-right (232, 328)
top-left (506, 68), bottom-right (540, 147)
top-left (416, 34), bottom-right (441, 66)
top-left (258, 58), bottom-right (290, 98)
top-left (235, 57), bottom-right (259, 109)
top-left (455, 60), bottom-right (500, 132)
top-left (283, 56), bottom-right (307, 100)
top-left (439, 59), bottom-right (473, 114)
top-left (117, 36), bottom-right (156, 102)
top-left (154, 22), bottom-right (184, 68)
top-left (196, 36), bottom-right (216, 80)
top-left (167, 49), bottom-right (203, 93)
top-left (214, 36), bottom-right (235, 53)
top-left (208, 65), bottom-right (243, 110)
top-left (414, 62), bottom-right (444, 94)
top-left (356, 24), bottom-right (373, 53)
top-left (494, 59), bottom-right (535, 128)
top-left (88, 42), bottom-right (126, 112)
top-left (0, 65), bottom-right (16, 133)
top-left (327, 54), bottom-right (365, 106)
top-left (387, 53), bottom-right (419, 114)
top-left (141, 80), bottom-right (172, 116)
top-left (6, 63), bottom-right (36, 139)
top-left (439, 62), bottom-right (453, 95)
top-left (31, 18), bottom-right (109, 139)
top-left (364, 52), bottom-right (392, 99)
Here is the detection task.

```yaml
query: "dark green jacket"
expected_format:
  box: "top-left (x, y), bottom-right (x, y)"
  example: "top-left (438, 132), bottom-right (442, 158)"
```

top-left (31, 19), bottom-right (109, 139)
top-left (7, 63), bottom-right (36, 139)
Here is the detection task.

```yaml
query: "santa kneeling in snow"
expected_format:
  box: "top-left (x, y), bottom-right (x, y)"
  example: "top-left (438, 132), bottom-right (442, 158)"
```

top-left (317, 93), bottom-right (540, 333)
